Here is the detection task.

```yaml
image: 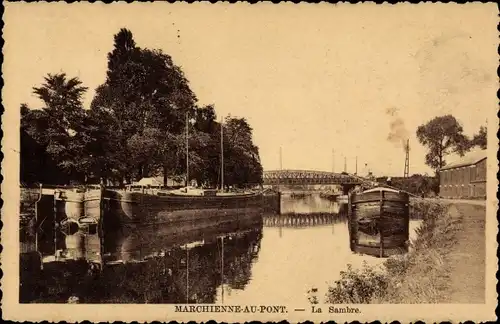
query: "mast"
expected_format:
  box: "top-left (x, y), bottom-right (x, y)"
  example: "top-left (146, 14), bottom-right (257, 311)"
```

top-left (355, 156), bottom-right (358, 175)
top-left (344, 156), bottom-right (347, 173)
top-left (221, 117), bottom-right (224, 191)
top-left (185, 113), bottom-right (189, 187)
top-left (278, 147), bottom-right (282, 191)
top-left (280, 147), bottom-right (283, 171)
top-left (332, 149), bottom-right (335, 173)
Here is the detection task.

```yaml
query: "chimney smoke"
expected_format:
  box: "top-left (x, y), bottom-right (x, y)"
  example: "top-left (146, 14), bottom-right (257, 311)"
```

top-left (386, 107), bottom-right (410, 151)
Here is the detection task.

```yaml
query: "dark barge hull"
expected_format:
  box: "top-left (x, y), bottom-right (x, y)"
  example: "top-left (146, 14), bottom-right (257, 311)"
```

top-left (103, 190), bottom-right (266, 228)
top-left (348, 187), bottom-right (410, 258)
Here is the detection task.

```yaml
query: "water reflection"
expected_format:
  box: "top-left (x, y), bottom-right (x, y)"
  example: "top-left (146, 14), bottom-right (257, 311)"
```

top-left (281, 192), bottom-right (340, 214)
top-left (20, 216), bottom-right (263, 304)
top-left (20, 193), bottom-right (422, 304)
top-left (264, 203), bottom-right (348, 228)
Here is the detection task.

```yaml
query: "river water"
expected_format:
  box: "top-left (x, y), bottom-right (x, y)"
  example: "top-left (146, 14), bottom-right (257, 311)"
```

top-left (19, 192), bottom-right (422, 304)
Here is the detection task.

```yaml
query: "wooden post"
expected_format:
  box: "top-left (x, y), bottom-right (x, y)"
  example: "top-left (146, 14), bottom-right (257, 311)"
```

top-left (379, 190), bottom-right (384, 258)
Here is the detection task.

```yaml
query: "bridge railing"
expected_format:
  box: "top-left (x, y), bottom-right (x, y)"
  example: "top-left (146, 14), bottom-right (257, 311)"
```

top-left (263, 178), bottom-right (362, 185)
top-left (262, 170), bottom-right (365, 185)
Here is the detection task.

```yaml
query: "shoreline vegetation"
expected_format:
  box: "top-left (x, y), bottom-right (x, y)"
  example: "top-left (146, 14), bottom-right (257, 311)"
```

top-left (308, 198), bottom-right (462, 304)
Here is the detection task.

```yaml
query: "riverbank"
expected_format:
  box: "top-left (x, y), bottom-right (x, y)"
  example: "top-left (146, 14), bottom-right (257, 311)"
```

top-left (320, 198), bottom-right (485, 304)
top-left (441, 202), bottom-right (485, 303)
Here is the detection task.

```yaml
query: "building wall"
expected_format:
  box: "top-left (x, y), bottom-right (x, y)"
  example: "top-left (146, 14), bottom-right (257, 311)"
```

top-left (439, 158), bottom-right (486, 199)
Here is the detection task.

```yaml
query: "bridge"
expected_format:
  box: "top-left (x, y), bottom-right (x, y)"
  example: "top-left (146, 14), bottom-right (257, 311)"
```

top-left (263, 170), bottom-right (364, 185)
top-left (262, 169), bottom-right (378, 194)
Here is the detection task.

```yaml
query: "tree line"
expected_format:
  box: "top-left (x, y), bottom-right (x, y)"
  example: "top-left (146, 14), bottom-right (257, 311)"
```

top-left (416, 114), bottom-right (487, 171)
top-left (376, 175), bottom-right (440, 197)
top-left (21, 28), bottom-right (263, 188)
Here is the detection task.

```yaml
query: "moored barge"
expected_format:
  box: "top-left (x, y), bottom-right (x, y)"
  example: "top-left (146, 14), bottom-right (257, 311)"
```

top-left (102, 188), bottom-right (267, 228)
top-left (348, 187), bottom-right (410, 258)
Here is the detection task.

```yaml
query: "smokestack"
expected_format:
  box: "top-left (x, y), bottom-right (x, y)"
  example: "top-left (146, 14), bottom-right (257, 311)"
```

top-left (280, 146), bottom-right (283, 171)
top-left (332, 149), bottom-right (335, 173)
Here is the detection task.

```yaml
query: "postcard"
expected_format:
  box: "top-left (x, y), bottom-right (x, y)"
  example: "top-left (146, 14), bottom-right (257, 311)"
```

top-left (1, 2), bottom-right (498, 322)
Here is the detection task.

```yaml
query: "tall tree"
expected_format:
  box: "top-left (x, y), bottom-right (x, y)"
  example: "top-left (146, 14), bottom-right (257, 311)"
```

top-left (90, 28), bottom-right (198, 182)
top-left (222, 117), bottom-right (263, 187)
top-left (471, 125), bottom-right (487, 149)
top-left (22, 73), bottom-right (89, 183)
top-left (80, 28), bottom-right (264, 186)
top-left (416, 115), bottom-right (471, 171)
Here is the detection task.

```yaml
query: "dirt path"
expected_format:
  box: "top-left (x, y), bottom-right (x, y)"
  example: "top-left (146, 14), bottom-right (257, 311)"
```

top-left (427, 198), bottom-right (487, 207)
top-left (443, 202), bottom-right (486, 303)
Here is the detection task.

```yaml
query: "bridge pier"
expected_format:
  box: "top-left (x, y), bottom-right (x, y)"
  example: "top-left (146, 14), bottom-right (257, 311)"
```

top-left (341, 183), bottom-right (357, 195)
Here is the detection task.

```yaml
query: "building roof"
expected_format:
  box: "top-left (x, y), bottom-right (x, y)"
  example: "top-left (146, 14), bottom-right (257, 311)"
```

top-left (133, 176), bottom-right (164, 186)
top-left (363, 187), bottom-right (401, 194)
top-left (440, 149), bottom-right (487, 171)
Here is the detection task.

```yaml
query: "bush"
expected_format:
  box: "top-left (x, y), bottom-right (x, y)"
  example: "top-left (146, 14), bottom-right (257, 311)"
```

top-left (325, 262), bottom-right (389, 304)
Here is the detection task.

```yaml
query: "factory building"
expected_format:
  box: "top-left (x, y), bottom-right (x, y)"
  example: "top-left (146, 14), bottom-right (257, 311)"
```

top-left (439, 149), bottom-right (487, 199)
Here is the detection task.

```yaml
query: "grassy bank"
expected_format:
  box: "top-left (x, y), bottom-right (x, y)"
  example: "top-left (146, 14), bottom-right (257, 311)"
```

top-left (311, 199), bottom-right (462, 304)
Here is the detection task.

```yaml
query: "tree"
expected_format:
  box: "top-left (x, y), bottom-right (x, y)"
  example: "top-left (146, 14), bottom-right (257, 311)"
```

top-left (90, 28), bottom-right (198, 182)
top-left (416, 115), bottom-right (471, 171)
top-left (471, 125), bottom-right (487, 149)
top-left (21, 73), bottom-right (89, 183)
top-left (187, 105), bottom-right (219, 186)
top-left (20, 127), bottom-right (68, 185)
top-left (222, 117), bottom-right (263, 187)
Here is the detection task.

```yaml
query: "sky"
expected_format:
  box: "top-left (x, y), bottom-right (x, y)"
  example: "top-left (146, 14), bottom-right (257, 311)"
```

top-left (3, 2), bottom-right (498, 177)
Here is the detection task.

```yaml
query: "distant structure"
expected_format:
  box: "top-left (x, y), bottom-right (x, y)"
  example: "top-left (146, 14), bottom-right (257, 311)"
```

top-left (439, 149), bottom-right (487, 199)
top-left (332, 149), bottom-right (335, 173)
top-left (404, 139), bottom-right (410, 178)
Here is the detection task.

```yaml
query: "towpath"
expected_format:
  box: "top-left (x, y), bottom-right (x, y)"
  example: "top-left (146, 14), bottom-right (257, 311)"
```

top-left (438, 199), bottom-right (487, 303)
